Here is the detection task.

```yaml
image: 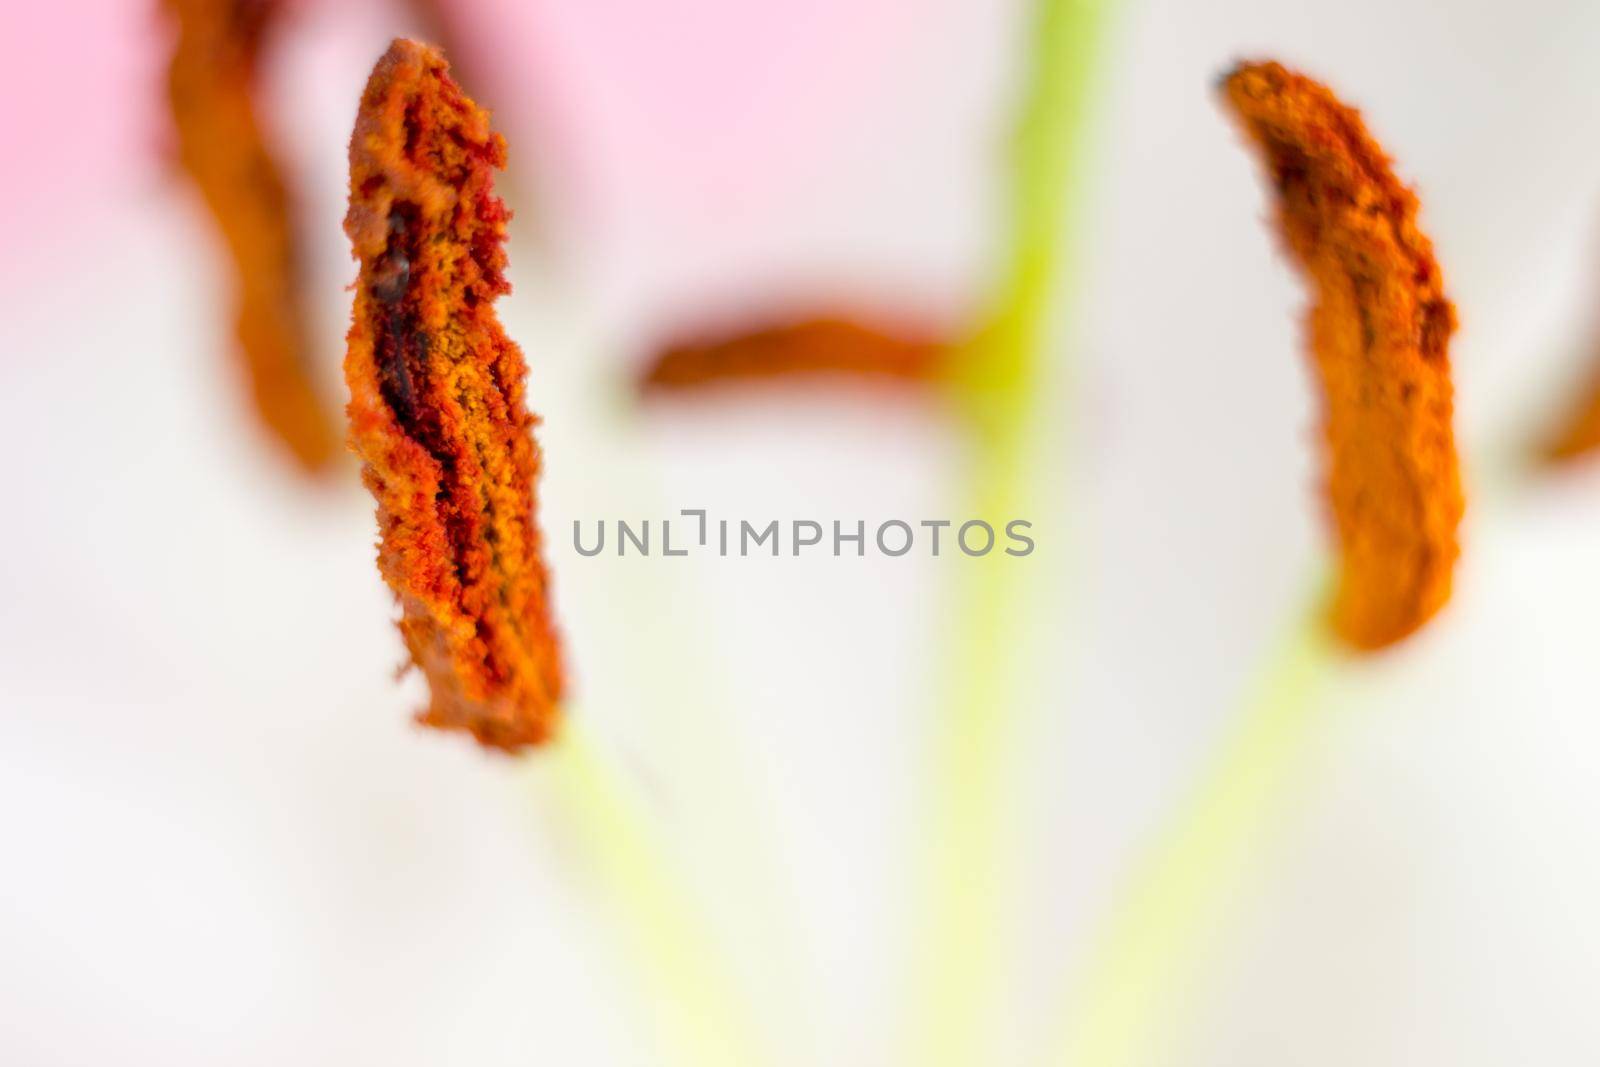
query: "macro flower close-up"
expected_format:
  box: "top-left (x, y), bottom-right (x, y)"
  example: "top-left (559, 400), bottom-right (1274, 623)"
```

top-left (5, 1), bottom-right (1600, 1065)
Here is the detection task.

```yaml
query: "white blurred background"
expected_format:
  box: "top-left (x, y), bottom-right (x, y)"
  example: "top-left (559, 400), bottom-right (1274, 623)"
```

top-left (4, 0), bottom-right (1600, 1064)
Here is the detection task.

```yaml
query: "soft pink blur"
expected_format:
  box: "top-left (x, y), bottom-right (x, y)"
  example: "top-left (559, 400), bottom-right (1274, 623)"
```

top-left (0, 1), bottom-right (165, 260)
top-left (0, 0), bottom-right (935, 283)
top-left (473, 0), bottom-right (919, 202)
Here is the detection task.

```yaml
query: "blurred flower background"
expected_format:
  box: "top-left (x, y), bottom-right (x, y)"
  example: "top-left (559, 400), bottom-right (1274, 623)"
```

top-left (5, 0), bottom-right (1600, 1064)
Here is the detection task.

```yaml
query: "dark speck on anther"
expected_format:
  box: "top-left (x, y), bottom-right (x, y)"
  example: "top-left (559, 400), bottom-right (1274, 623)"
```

top-left (373, 204), bottom-right (419, 304)
top-left (372, 250), bottom-right (410, 303)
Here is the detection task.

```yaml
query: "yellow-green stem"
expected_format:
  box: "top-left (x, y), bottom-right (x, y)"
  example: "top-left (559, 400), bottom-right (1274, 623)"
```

top-left (913, 443), bottom-right (1030, 1067)
top-left (533, 719), bottom-right (766, 1067)
top-left (914, 0), bottom-right (1117, 1063)
top-left (952, 0), bottom-right (1116, 440)
top-left (1049, 604), bottom-right (1336, 1067)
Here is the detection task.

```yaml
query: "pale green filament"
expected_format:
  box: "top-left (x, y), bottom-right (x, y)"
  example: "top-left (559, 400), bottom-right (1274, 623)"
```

top-left (914, 0), bottom-right (1118, 1063)
top-left (1050, 607), bottom-right (1336, 1067)
top-left (950, 0), bottom-right (1118, 443)
top-left (534, 720), bottom-right (766, 1067)
top-left (913, 459), bottom-right (1031, 1067)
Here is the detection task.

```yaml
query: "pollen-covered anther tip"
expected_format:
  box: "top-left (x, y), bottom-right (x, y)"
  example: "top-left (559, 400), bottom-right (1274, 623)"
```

top-left (1220, 60), bottom-right (1464, 652)
top-left (343, 39), bottom-right (562, 751)
top-left (1213, 59), bottom-right (1255, 93)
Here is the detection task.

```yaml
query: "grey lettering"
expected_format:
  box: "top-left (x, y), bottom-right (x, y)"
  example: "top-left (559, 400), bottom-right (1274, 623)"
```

top-left (618, 519), bottom-right (649, 556)
top-left (793, 520), bottom-right (823, 555)
top-left (876, 520), bottom-right (913, 557)
top-left (958, 519), bottom-right (995, 557)
top-left (1005, 519), bottom-right (1035, 557)
top-left (741, 519), bottom-right (779, 556)
top-left (574, 520), bottom-right (605, 557)
top-left (834, 520), bottom-right (865, 556)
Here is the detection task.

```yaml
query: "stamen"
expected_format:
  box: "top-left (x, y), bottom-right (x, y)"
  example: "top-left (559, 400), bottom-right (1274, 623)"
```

top-left (638, 314), bottom-right (944, 395)
top-left (163, 0), bottom-right (338, 472)
top-left (344, 39), bottom-right (563, 750)
top-left (1221, 60), bottom-right (1463, 650)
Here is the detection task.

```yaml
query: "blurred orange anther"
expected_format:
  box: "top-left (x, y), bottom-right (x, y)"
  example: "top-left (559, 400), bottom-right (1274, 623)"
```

top-left (639, 315), bottom-right (946, 395)
top-left (163, 0), bottom-right (339, 472)
top-left (345, 40), bottom-right (562, 750)
top-left (1538, 365), bottom-right (1600, 464)
top-left (1221, 61), bottom-right (1463, 651)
